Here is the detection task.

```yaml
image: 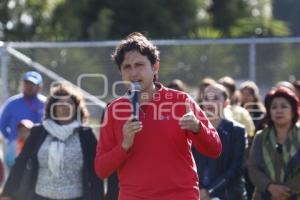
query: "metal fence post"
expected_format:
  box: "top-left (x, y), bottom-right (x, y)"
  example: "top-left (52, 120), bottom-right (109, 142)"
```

top-left (0, 41), bottom-right (10, 101)
top-left (249, 41), bottom-right (256, 82)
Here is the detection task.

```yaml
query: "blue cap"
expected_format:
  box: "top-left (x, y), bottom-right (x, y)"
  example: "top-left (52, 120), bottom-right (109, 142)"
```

top-left (23, 71), bottom-right (43, 85)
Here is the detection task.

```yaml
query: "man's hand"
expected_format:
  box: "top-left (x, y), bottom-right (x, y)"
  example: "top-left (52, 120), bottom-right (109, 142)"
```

top-left (122, 117), bottom-right (142, 151)
top-left (200, 189), bottom-right (211, 200)
top-left (268, 184), bottom-right (291, 200)
top-left (179, 99), bottom-right (201, 133)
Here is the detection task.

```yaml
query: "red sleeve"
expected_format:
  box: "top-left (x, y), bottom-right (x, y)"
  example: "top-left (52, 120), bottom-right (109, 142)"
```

top-left (187, 96), bottom-right (222, 158)
top-left (94, 106), bottom-right (129, 179)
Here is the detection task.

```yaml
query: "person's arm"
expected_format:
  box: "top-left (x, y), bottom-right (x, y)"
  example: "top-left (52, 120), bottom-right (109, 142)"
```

top-left (248, 133), bottom-right (273, 193)
top-left (81, 127), bottom-right (105, 200)
top-left (285, 176), bottom-right (300, 194)
top-left (1, 127), bottom-right (39, 197)
top-left (207, 126), bottom-right (247, 196)
top-left (106, 172), bottom-right (120, 200)
top-left (185, 97), bottom-right (222, 158)
top-left (0, 102), bottom-right (12, 139)
top-left (240, 108), bottom-right (255, 138)
top-left (94, 106), bottom-right (130, 179)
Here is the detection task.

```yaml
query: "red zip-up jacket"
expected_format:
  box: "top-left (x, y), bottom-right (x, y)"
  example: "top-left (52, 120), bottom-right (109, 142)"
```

top-left (95, 84), bottom-right (222, 200)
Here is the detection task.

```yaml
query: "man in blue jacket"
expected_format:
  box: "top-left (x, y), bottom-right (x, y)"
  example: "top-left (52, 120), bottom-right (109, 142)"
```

top-left (193, 83), bottom-right (248, 200)
top-left (0, 71), bottom-right (46, 167)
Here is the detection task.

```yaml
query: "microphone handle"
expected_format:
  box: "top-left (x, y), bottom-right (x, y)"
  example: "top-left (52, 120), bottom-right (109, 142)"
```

top-left (132, 90), bottom-right (139, 121)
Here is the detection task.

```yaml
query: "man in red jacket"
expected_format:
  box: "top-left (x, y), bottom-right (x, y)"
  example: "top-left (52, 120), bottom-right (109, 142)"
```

top-left (95, 32), bottom-right (222, 200)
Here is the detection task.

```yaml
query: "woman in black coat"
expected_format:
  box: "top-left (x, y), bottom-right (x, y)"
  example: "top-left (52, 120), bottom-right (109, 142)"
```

top-left (1, 82), bottom-right (104, 200)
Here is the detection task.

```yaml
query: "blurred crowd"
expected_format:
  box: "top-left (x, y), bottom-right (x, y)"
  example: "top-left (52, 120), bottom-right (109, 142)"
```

top-left (0, 70), bottom-right (299, 200)
top-left (167, 76), bottom-right (300, 200)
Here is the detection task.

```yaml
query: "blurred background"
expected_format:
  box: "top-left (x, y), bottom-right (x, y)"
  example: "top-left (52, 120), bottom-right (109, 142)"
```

top-left (1, 0), bottom-right (300, 111)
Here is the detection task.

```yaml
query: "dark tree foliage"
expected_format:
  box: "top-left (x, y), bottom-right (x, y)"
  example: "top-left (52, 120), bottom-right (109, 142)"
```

top-left (0, 0), bottom-right (47, 40)
top-left (208, 0), bottom-right (248, 35)
top-left (106, 0), bottom-right (200, 39)
top-left (273, 0), bottom-right (300, 36)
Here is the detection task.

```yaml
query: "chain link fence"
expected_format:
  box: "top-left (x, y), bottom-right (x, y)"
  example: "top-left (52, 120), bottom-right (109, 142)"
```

top-left (1, 37), bottom-right (300, 112)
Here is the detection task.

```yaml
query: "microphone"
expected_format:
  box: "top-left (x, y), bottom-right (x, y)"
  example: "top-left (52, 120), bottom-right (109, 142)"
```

top-left (131, 82), bottom-right (141, 121)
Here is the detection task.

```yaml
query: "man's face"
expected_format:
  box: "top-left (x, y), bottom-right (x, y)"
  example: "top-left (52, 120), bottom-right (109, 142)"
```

top-left (119, 50), bottom-right (158, 93)
top-left (202, 86), bottom-right (226, 118)
top-left (23, 81), bottom-right (40, 97)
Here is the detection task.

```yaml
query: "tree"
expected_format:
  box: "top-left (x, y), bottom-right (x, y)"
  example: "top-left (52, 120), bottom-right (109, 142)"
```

top-left (273, 0), bottom-right (300, 36)
top-left (208, 0), bottom-right (248, 35)
top-left (50, 0), bottom-right (108, 40)
top-left (44, 0), bottom-right (205, 40)
top-left (97, 0), bottom-right (203, 39)
top-left (0, 0), bottom-right (62, 40)
top-left (230, 17), bottom-right (290, 37)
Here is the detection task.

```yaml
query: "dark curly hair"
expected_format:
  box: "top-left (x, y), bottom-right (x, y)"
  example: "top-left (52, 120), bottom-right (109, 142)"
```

top-left (111, 32), bottom-right (160, 69)
top-left (44, 82), bottom-right (89, 123)
top-left (264, 86), bottom-right (299, 127)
